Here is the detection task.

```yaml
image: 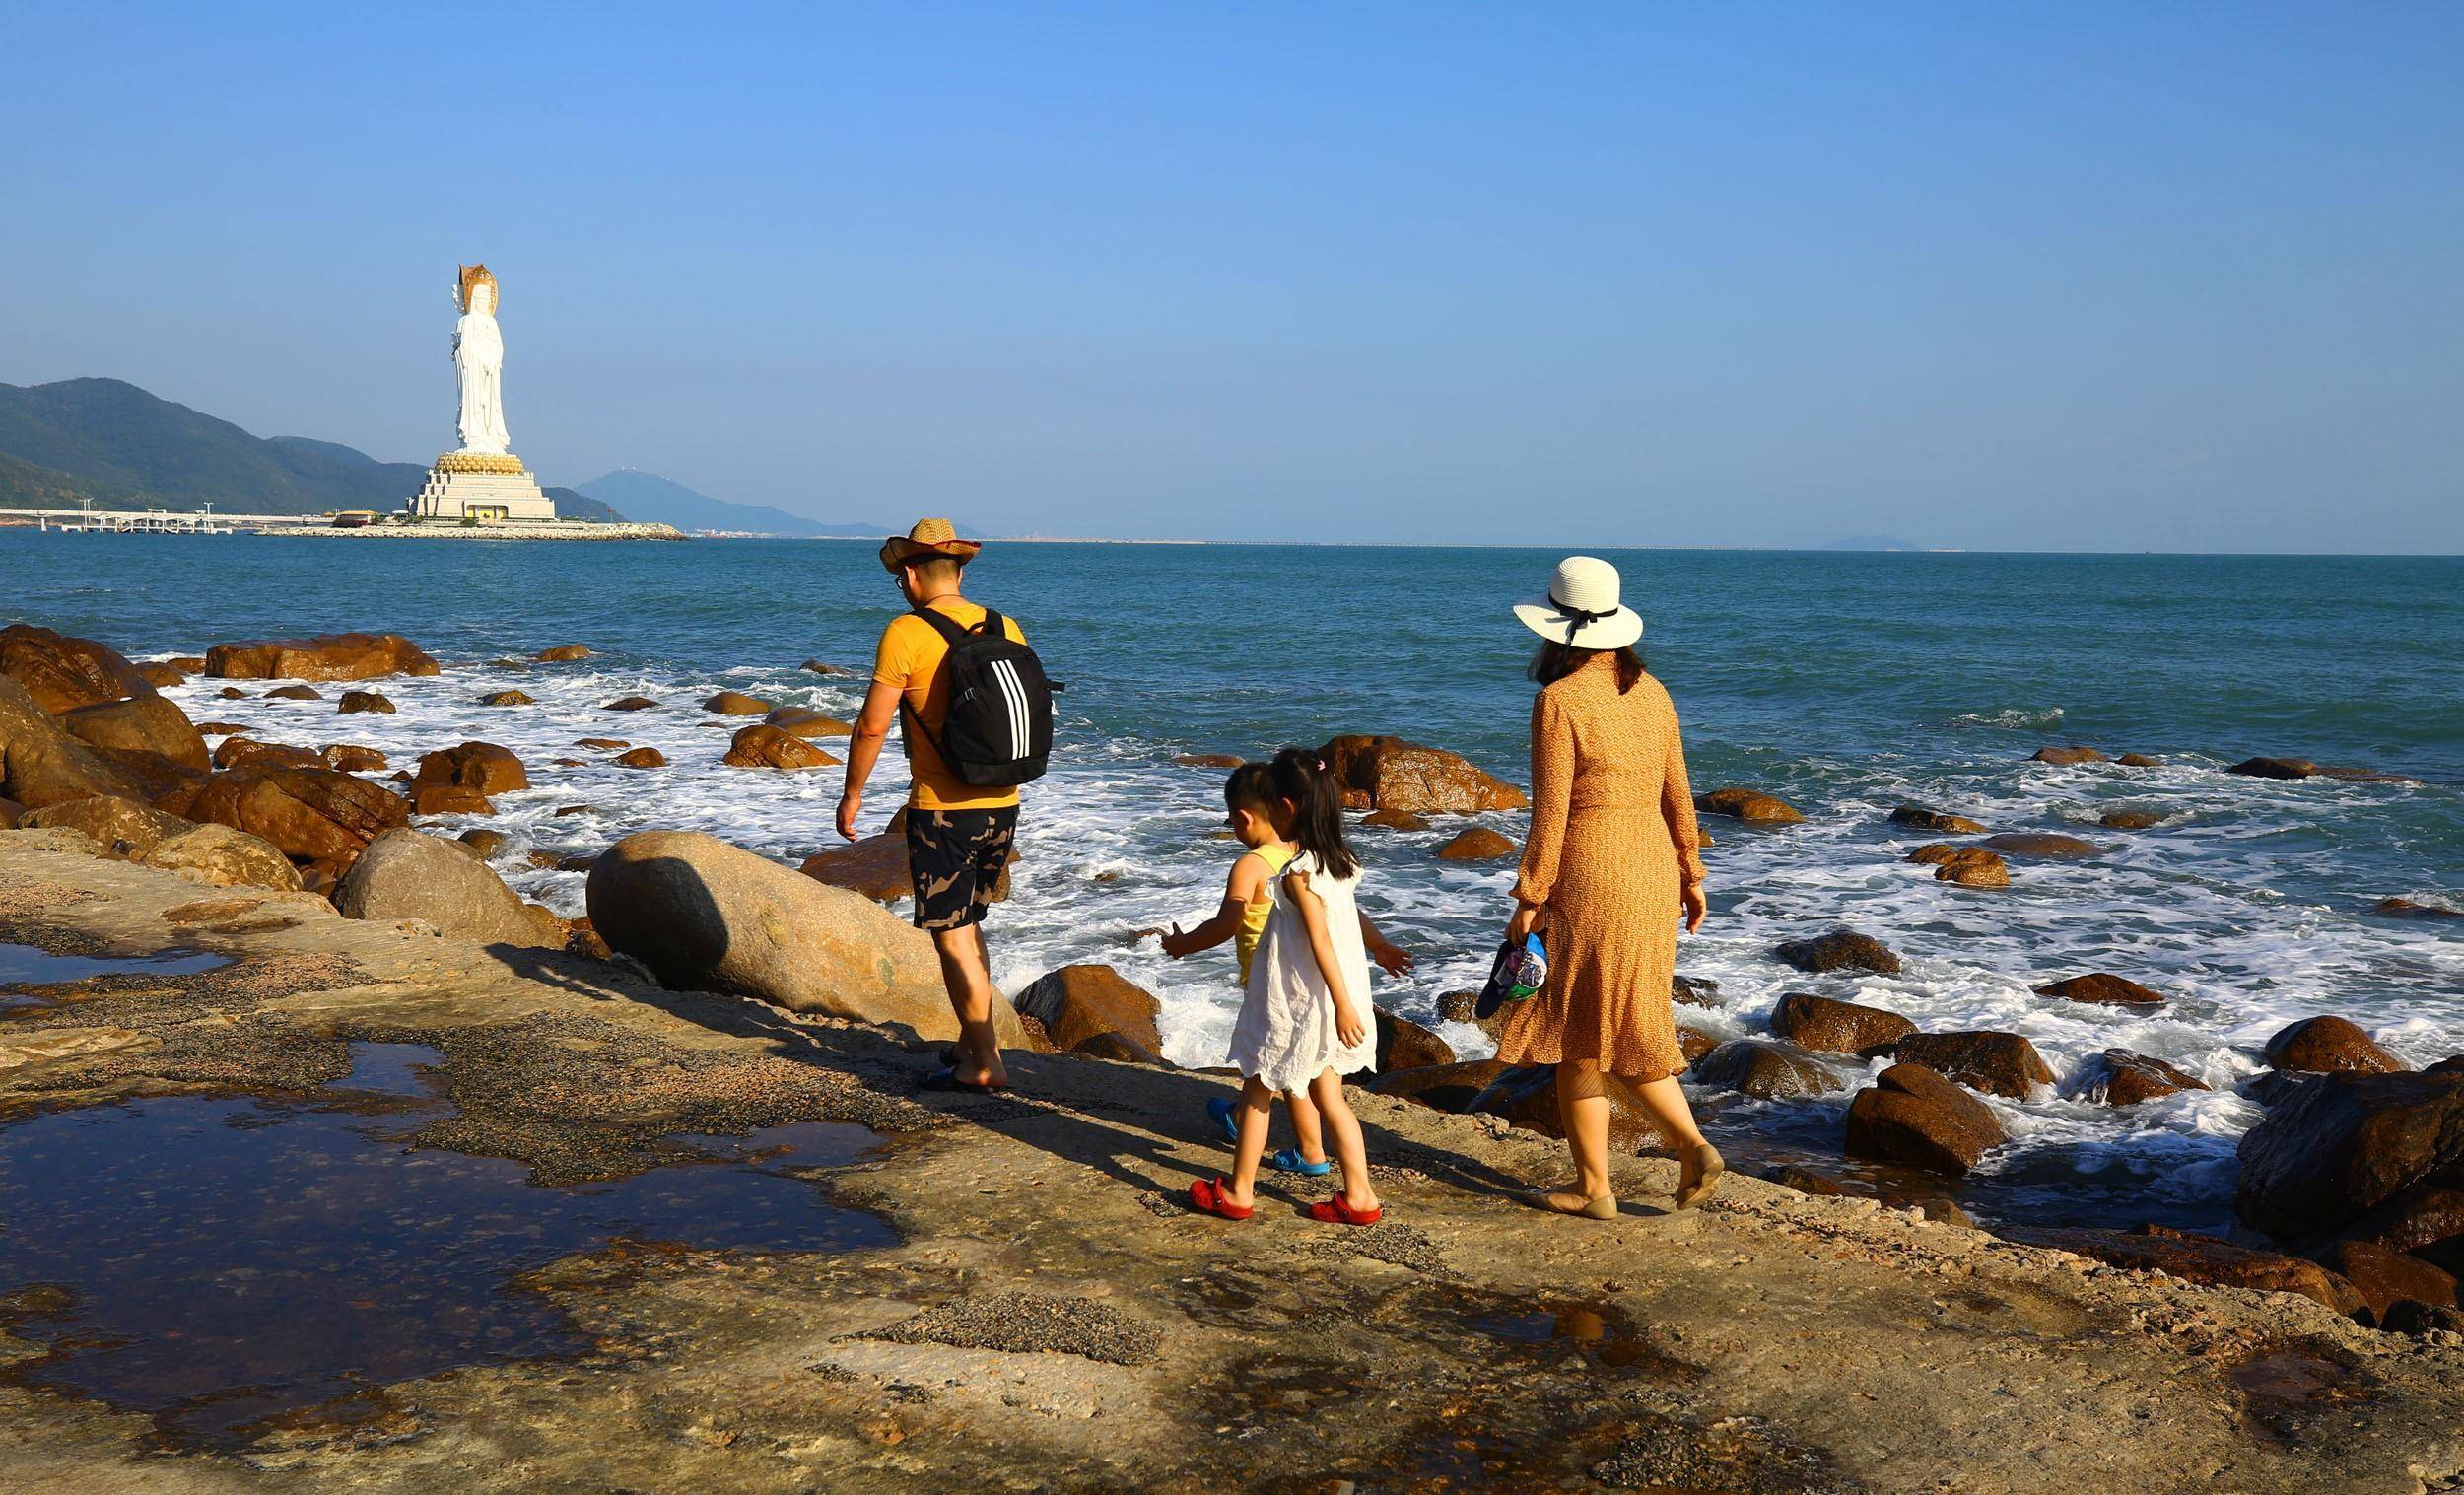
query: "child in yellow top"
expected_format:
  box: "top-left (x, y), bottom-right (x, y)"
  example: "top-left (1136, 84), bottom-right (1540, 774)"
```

top-left (1163, 762), bottom-right (1413, 1174)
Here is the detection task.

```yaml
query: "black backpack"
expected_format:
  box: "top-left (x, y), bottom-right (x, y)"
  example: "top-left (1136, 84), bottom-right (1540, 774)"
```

top-left (901, 605), bottom-right (1057, 787)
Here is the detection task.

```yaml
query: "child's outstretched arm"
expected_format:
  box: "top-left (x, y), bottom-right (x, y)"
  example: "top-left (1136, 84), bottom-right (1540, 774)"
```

top-left (1288, 868), bottom-right (1367, 1049)
top-left (1358, 911), bottom-right (1414, 978)
top-left (1161, 853), bottom-right (1270, 959)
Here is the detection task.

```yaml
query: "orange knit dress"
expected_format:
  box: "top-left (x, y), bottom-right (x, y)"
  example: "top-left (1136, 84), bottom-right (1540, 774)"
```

top-left (1494, 653), bottom-right (1708, 1081)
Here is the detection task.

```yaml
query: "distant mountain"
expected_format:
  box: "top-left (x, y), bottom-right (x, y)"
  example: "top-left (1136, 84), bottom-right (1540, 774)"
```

top-left (1821, 534), bottom-right (1928, 552)
top-left (576, 469), bottom-right (892, 537)
top-left (0, 377), bottom-right (624, 522)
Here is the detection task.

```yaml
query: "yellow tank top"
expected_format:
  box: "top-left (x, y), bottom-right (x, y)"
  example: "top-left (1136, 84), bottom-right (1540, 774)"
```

top-left (1234, 844), bottom-right (1299, 985)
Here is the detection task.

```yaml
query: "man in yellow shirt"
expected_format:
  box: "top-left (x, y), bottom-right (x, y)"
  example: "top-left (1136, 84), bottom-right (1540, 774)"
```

top-left (839, 518), bottom-right (1026, 1091)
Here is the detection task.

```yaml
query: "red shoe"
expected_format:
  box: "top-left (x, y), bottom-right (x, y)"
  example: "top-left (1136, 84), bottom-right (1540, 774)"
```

top-left (1188, 1177), bottom-right (1254, 1221)
top-left (1306, 1193), bottom-right (1382, 1226)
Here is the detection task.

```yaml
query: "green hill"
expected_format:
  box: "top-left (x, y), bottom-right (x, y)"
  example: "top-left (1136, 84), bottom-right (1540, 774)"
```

top-left (0, 378), bottom-right (624, 521)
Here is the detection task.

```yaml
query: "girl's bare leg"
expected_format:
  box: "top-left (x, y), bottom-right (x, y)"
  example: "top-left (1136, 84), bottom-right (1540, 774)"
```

top-left (1223, 1076), bottom-right (1274, 1208)
top-left (1282, 1088), bottom-right (1328, 1165)
top-left (1306, 1069), bottom-right (1378, 1213)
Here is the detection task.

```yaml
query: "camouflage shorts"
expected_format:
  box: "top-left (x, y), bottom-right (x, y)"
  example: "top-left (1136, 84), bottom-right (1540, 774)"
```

top-left (904, 806), bottom-right (1017, 931)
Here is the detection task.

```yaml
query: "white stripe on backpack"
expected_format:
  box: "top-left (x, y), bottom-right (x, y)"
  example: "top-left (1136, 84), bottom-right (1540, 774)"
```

top-left (991, 658), bottom-right (1029, 759)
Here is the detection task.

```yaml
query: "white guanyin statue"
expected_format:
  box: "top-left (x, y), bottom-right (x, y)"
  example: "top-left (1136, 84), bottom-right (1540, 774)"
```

top-left (452, 264), bottom-right (512, 455)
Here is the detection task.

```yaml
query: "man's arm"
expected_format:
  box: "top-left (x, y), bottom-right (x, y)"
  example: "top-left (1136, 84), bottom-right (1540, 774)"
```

top-left (837, 677), bottom-right (903, 841)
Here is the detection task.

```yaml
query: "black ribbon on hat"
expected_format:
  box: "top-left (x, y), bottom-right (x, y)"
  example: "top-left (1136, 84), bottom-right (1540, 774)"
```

top-left (1549, 591), bottom-right (1614, 644)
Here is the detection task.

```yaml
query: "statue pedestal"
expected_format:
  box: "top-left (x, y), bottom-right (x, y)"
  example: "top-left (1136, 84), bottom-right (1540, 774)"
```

top-left (405, 452), bottom-right (556, 522)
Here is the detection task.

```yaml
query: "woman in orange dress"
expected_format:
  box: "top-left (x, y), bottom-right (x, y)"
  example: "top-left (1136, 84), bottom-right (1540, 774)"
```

top-left (1496, 556), bottom-right (1721, 1218)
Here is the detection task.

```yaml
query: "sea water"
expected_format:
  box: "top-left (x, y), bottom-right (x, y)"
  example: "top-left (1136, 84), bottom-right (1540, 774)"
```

top-left (9, 531), bottom-right (2460, 1231)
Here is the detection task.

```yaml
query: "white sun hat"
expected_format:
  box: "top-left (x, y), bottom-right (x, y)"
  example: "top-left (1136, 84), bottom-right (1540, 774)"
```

top-left (1513, 556), bottom-right (1644, 650)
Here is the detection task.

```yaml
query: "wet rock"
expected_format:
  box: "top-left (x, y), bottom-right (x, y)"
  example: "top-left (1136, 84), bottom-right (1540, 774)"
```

top-left (334, 829), bottom-right (562, 947)
top-left (1319, 734), bottom-right (1527, 815)
top-left (183, 766), bottom-right (410, 865)
top-left (1845, 1062), bottom-right (2005, 1175)
top-left (2066, 1049), bottom-right (2209, 1107)
top-left (2030, 746), bottom-right (2108, 766)
top-left (193, 721), bottom-right (249, 736)
top-left (216, 686), bottom-right (245, 699)
top-left (479, 689), bottom-right (535, 707)
top-left (416, 742), bottom-right (529, 797)
top-left (336, 690), bottom-right (396, 714)
top-left (2236, 1070), bottom-right (2464, 1238)
top-left (410, 782), bottom-right (495, 817)
top-left (1676, 1025), bottom-right (1719, 1065)
top-left (565, 915), bottom-right (613, 960)
top-left (139, 823), bottom-right (304, 892)
top-left (534, 644), bottom-right (591, 662)
top-left (722, 724), bottom-right (840, 770)
top-left (21, 795), bottom-right (193, 858)
top-left (2314, 1240), bottom-right (2458, 1323)
top-left (1466, 1065), bottom-right (1668, 1153)
top-left (2000, 1224), bottom-right (2363, 1316)
top-left (1671, 974), bottom-right (1719, 1007)
top-left (1773, 928), bottom-right (1902, 976)
top-left (2264, 1015), bottom-right (2405, 1075)
top-left (1361, 808), bottom-right (1428, 832)
top-left (1015, 965), bottom-right (1163, 1056)
top-left (2034, 971), bottom-right (2166, 1007)
top-left (1694, 787), bottom-right (1805, 824)
top-left (135, 662), bottom-right (185, 689)
top-left (2098, 809), bottom-right (2164, 830)
top-left (57, 692), bottom-right (209, 772)
top-left (1891, 1031), bottom-right (2054, 1099)
top-left (1368, 1059), bottom-right (1510, 1112)
top-left (705, 690), bottom-right (772, 715)
top-left (2228, 756), bottom-right (2314, 779)
top-left (206, 633), bottom-right (440, 681)
top-left (320, 744), bottom-right (387, 773)
top-left (1930, 847), bottom-right (2010, 887)
top-left (799, 834), bottom-right (913, 904)
top-left (1375, 1009), bottom-right (1456, 1072)
top-left (1889, 805), bottom-right (1986, 834)
top-left (1771, 991), bottom-right (1914, 1055)
top-left (1762, 1164), bottom-right (1851, 1196)
top-left (800, 659), bottom-right (856, 676)
top-left (1171, 752), bottom-right (1244, 769)
top-left (2295, 1185), bottom-right (2464, 1269)
top-left (767, 707), bottom-right (852, 738)
top-left (602, 696), bottom-right (659, 712)
top-left (1979, 832), bottom-right (2101, 859)
top-left (576, 737), bottom-right (629, 751)
top-left (2372, 897), bottom-right (2463, 920)
top-left (1694, 1040), bottom-right (1840, 1100)
top-left (457, 828), bottom-right (510, 857)
top-left (2116, 753), bottom-right (2163, 767)
top-left (265, 685), bottom-right (324, 702)
top-left (586, 829), bottom-right (1027, 1046)
top-left (214, 737), bottom-right (321, 772)
top-left (0, 624), bottom-right (157, 712)
top-left (1435, 827), bottom-right (1517, 861)
top-left (613, 747), bottom-right (667, 769)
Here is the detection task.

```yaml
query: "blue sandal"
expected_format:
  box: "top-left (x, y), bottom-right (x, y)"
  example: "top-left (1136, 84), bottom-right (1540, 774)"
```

top-left (1205, 1096), bottom-right (1241, 1144)
top-left (1270, 1147), bottom-right (1334, 1177)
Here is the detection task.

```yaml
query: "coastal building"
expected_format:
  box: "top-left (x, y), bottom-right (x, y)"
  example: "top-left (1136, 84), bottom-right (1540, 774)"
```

top-left (404, 264), bottom-right (555, 522)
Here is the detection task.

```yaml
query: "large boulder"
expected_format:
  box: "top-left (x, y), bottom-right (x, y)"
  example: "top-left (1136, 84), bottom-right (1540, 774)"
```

top-left (768, 707), bottom-right (853, 739)
top-left (0, 625), bottom-right (157, 713)
top-left (1888, 805), bottom-right (1986, 834)
top-left (2065, 1049), bottom-right (2208, 1107)
top-left (2034, 972), bottom-right (2166, 1008)
top-left (321, 744), bottom-right (387, 773)
top-left (1770, 991), bottom-right (1914, 1055)
top-left (2236, 1070), bottom-right (2464, 1239)
top-left (1844, 1062), bottom-right (2005, 1176)
top-left (1466, 1064), bottom-right (1668, 1153)
top-left (2029, 746), bottom-right (2109, 767)
top-left (205, 633), bottom-right (440, 681)
top-left (705, 690), bottom-right (773, 715)
top-left (1694, 1040), bottom-right (1840, 1100)
top-left (1694, 787), bottom-right (1805, 825)
top-left (1368, 1059), bottom-right (1510, 1112)
top-left (0, 676), bottom-right (155, 808)
top-left (1014, 965), bottom-right (1163, 1056)
top-left (2263, 1016), bottom-right (2405, 1075)
top-left (1319, 735), bottom-right (1527, 815)
top-left (56, 693), bottom-right (208, 772)
top-left (139, 823), bottom-right (304, 891)
top-left (1773, 928), bottom-right (1901, 976)
top-left (536, 644), bottom-right (591, 662)
top-left (1979, 832), bottom-right (2101, 859)
top-left (585, 830), bottom-right (1024, 1047)
top-left (337, 690), bottom-right (397, 715)
top-left (1434, 827), bottom-right (1517, 861)
top-left (614, 747), bottom-right (667, 770)
top-left (183, 766), bottom-right (410, 865)
top-left (1890, 1031), bottom-right (2055, 1100)
top-left (1999, 1225), bottom-right (2362, 1316)
top-left (2228, 756), bottom-right (2317, 781)
top-left (1360, 808), bottom-right (1428, 832)
top-left (416, 741), bottom-right (529, 797)
top-left (1922, 847), bottom-right (2009, 888)
top-left (2313, 1241), bottom-right (2458, 1323)
top-left (215, 737), bottom-right (322, 772)
top-left (722, 724), bottom-right (840, 770)
top-left (411, 782), bottom-right (496, 817)
top-left (2372, 898), bottom-right (2464, 921)
top-left (1375, 1008), bottom-right (1456, 1072)
top-left (20, 795), bottom-right (193, 858)
top-left (800, 835), bottom-right (913, 904)
top-left (334, 830), bottom-right (561, 947)
top-left (2296, 1185), bottom-right (2464, 1275)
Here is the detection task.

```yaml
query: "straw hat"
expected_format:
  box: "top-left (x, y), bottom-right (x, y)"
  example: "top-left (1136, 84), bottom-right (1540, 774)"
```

top-left (1513, 556), bottom-right (1643, 650)
top-left (878, 517), bottom-right (983, 573)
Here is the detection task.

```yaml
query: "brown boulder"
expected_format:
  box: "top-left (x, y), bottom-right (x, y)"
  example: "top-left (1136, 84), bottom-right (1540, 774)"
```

top-left (1889, 805), bottom-right (1985, 834)
top-left (1319, 735), bottom-right (1527, 815)
top-left (1361, 808), bottom-right (1428, 832)
top-left (479, 689), bottom-right (535, 707)
top-left (56, 692), bottom-right (209, 772)
top-left (1891, 1031), bottom-right (2054, 1099)
top-left (768, 707), bottom-right (853, 738)
top-left (1368, 1059), bottom-right (1510, 1112)
top-left (1695, 1040), bottom-right (1840, 1100)
top-left (1980, 832), bottom-right (2101, 859)
top-left (1771, 991), bottom-right (1914, 1055)
top-left (336, 690), bottom-right (395, 714)
top-left (722, 724), bottom-right (839, 770)
top-left (614, 747), bottom-right (667, 769)
top-left (1435, 827), bottom-right (1517, 861)
top-left (1070, 1031), bottom-right (1168, 1066)
top-left (1171, 752), bottom-right (1244, 770)
top-left (603, 696), bottom-right (659, 712)
top-left (205, 633), bottom-right (440, 681)
top-left (2264, 1016), bottom-right (2404, 1075)
top-left (321, 744), bottom-right (387, 773)
top-left (2034, 971), bottom-right (2166, 1008)
top-left (1695, 787), bottom-right (1805, 825)
top-left (0, 797), bottom-right (21, 829)
top-left (2000, 1225), bottom-right (2361, 1316)
top-left (2313, 1241), bottom-right (2458, 1323)
top-left (535, 644), bottom-right (591, 662)
top-left (216, 687), bottom-right (246, 699)
top-left (1773, 928), bottom-right (1902, 976)
top-left (138, 823), bottom-right (304, 892)
top-left (2098, 809), bottom-right (2164, 830)
top-left (135, 662), bottom-right (186, 689)
top-left (2296, 1185), bottom-right (2464, 1267)
top-left (1845, 1062), bottom-right (2006, 1176)
top-left (1466, 1064), bottom-right (1668, 1153)
top-left (1014, 965), bottom-right (1163, 1056)
top-left (1676, 1025), bottom-right (1720, 1065)
top-left (416, 741), bottom-right (529, 796)
top-left (799, 835), bottom-right (914, 904)
top-left (214, 737), bottom-right (320, 772)
top-left (1375, 1009), bottom-right (1456, 1072)
top-left (2030, 746), bottom-right (2109, 766)
top-left (800, 659), bottom-right (856, 676)
top-left (411, 782), bottom-right (495, 816)
top-left (0, 625), bottom-right (156, 713)
top-left (705, 690), bottom-right (773, 715)
top-left (458, 828), bottom-right (510, 857)
top-left (576, 737), bottom-right (629, 751)
top-left (1671, 975), bottom-right (1720, 1007)
top-left (266, 685), bottom-right (323, 701)
top-left (2068, 1049), bottom-right (2209, 1107)
top-left (184, 766), bottom-right (410, 864)
top-left (193, 721), bottom-right (249, 736)
top-left (2116, 753), bottom-right (2163, 768)
top-left (21, 795), bottom-right (192, 858)
top-left (2228, 757), bottom-right (2316, 780)
top-left (1930, 848), bottom-right (2010, 888)
top-left (2372, 898), bottom-right (2463, 921)
top-left (2235, 1070), bottom-right (2464, 1238)
top-left (334, 830), bottom-right (562, 948)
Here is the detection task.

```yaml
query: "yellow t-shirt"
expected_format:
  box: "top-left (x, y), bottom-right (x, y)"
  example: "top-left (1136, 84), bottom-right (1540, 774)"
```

top-left (871, 598), bottom-right (1029, 811)
top-left (1234, 844), bottom-right (1299, 986)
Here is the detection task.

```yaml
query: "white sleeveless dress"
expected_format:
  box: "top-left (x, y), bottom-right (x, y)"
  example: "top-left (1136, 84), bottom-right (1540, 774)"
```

top-left (1228, 850), bottom-right (1379, 1093)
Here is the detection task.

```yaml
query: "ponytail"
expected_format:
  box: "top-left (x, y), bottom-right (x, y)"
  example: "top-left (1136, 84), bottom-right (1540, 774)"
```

top-left (1266, 746), bottom-right (1359, 881)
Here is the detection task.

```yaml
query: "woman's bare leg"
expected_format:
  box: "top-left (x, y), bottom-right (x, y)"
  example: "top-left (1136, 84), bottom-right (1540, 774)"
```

top-left (1530, 1059), bottom-right (1613, 1213)
top-left (1636, 1074), bottom-right (1723, 1207)
top-left (1306, 1069), bottom-right (1378, 1213)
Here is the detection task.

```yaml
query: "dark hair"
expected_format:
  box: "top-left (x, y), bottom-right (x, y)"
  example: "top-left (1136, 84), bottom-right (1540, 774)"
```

top-left (1223, 762), bottom-right (1275, 812)
top-left (1265, 746), bottom-right (1359, 881)
top-left (904, 555), bottom-right (965, 585)
top-left (1529, 641), bottom-right (1647, 693)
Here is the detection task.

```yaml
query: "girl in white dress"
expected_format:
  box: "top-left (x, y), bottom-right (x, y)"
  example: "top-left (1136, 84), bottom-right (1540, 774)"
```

top-left (1189, 749), bottom-right (1386, 1225)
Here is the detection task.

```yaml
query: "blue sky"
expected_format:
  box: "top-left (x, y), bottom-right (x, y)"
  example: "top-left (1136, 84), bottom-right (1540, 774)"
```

top-left (3, 2), bottom-right (2458, 550)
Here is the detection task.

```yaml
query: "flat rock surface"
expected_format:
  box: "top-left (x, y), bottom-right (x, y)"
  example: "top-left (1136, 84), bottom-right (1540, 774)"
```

top-left (0, 837), bottom-right (2460, 1493)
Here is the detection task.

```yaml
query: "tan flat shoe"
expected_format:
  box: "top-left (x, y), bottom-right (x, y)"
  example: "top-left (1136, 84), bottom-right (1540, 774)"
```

top-left (1674, 1142), bottom-right (1725, 1210)
top-left (1520, 1188), bottom-right (1618, 1220)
